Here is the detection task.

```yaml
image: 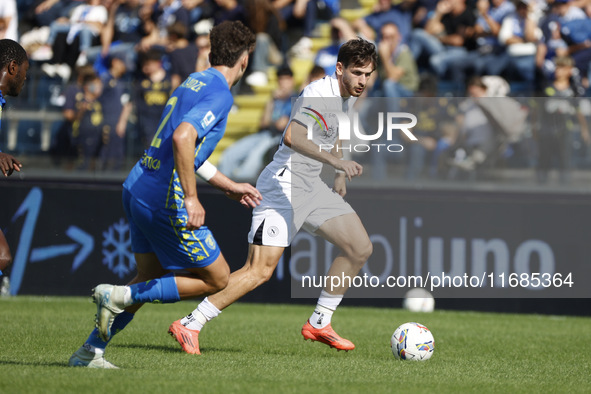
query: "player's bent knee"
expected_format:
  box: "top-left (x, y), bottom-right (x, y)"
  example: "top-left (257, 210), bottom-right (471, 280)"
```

top-left (213, 273), bottom-right (230, 292)
top-left (210, 264), bottom-right (230, 293)
top-left (351, 240), bottom-right (373, 266)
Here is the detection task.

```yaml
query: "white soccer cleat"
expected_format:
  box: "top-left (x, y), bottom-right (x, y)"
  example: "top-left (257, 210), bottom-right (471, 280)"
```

top-left (68, 345), bottom-right (119, 369)
top-left (92, 284), bottom-right (126, 341)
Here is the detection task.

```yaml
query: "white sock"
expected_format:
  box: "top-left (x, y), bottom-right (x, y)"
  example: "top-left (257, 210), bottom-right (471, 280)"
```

top-left (180, 297), bottom-right (221, 331)
top-left (309, 290), bottom-right (343, 329)
top-left (122, 286), bottom-right (132, 306)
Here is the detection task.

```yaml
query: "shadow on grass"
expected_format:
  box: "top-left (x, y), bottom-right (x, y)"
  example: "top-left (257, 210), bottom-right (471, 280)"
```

top-left (110, 343), bottom-right (244, 354)
top-left (0, 359), bottom-right (67, 367)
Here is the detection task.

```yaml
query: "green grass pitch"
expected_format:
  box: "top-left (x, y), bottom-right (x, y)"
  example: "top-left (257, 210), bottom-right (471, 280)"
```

top-left (1, 296), bottom-right (590, 393)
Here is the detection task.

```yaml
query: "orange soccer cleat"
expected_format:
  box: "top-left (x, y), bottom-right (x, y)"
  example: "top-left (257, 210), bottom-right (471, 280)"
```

top-left (168, 320), bottom-right (201, 355)
top-left (301, 320), bottom-right (355, 351)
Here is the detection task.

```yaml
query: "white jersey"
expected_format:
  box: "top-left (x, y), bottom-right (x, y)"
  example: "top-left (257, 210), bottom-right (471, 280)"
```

top-left (247, 73), bottom-right (357, 246)
top-left (265, 73), bottom-right (357, 180)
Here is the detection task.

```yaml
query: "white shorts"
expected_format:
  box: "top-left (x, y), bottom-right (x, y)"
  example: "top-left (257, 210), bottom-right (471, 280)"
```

top-left (247, 166), bottom-right (354, 247)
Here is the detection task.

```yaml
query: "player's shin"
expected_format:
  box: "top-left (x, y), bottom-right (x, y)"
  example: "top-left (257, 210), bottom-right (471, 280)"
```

top-left (85, 311), bottom-right (135, 352)
top-left (129, 273), bottom-right (181, 304)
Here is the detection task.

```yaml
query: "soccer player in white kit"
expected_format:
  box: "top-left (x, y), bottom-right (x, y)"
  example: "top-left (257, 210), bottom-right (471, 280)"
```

top-left (171, 38), bottom-right (377, 353)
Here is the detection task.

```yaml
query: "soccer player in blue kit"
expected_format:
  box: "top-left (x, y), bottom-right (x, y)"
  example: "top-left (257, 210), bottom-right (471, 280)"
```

top-left (69, 21), bottom-right (260, 368)
top-left (0, 39), bottom-right (28, 280)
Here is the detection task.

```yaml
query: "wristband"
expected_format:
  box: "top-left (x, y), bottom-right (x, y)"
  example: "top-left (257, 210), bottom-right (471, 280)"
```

top-left (195, 160), bottom-right (218, 181)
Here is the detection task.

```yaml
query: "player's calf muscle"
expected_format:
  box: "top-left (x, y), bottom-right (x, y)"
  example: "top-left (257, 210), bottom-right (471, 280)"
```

top-left (0, 245), bottom-right (11, 271)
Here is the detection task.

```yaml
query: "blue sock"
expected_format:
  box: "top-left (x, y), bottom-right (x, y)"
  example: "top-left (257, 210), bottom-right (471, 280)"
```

top-left (85, 311), bottom-right (135, 350)
top-left (130, 273), bottom-right (180, 304)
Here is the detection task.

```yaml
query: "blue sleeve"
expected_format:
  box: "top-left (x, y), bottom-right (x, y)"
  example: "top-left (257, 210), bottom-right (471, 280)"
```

top-left (181, 88), bottom-right (232, 139)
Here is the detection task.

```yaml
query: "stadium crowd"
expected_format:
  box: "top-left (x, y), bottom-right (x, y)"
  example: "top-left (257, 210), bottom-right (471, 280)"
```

top-left (1, 0), bottom-right (591, 181)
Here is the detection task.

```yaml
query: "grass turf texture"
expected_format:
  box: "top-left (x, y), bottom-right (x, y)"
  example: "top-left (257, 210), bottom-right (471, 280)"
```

top-left (1, 297), bottom-right (590, 393)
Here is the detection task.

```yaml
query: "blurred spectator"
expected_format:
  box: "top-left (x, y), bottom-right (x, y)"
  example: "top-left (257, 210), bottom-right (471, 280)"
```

top-left (446, 77), bottom-right (497, 175)
top-left (195, 33), bottom-right (211, 72)
top-left (377, 22), bottom-right (419, 98)
top-left (412, 0), bottom-right (438, 28)
top-left (402, 75), bottom-right (456, 179)
top-left (536, 56), bottom-right (589, 182)
top-left (99, 55), bottom-right (132, 170)
top-left (299, 64), bottom-right (326, 90)
top-left (0, 0), bottom-right (18, 41)
top-left (409, 0), bottom-right (477, 82)
top-left (213, 0), bottom-right (246, 25)
top-left (31, 0), bottom-right (83, 28)
top-left (314, 17), bottom-right (356, 75)
top-left (554, 0), bottom-right (587, 22)
top-left (243, 0), bottom-right (285, 87)
top-left (498, 0), bottom-right (540, 83)
top-left (51, 65), bottom-right (96, 168)
top-left (218, 66), bottom-right (296, 180)
top-left (167, 21), bottom-right (198, 89)
top-left (279, 0), bottom-right (325, 58)
top-left (41, 0), bottom-right (109, 81)
top-left (536, 5), bottom-right (569, 87)
top-left (440, 0), bottom-right (515, 86)
top-left (181, 0), bottom-right (207, 27)
top-left (558, 14), bottom-right (591, 88)
top-left (353, 0), bottom-right (413, 42)
top-left (135, 0), bottom-right (192, 51)
top-left (87, 0), bottom-right (144, 75)
top-left (472, 0), bottom-right (515, 75)
top-left (73, 72), bottom-right (105, 170)
top-left (135, 49), bottom-right (172, 150)
top-left (153, 0), bottom-right (190, 37)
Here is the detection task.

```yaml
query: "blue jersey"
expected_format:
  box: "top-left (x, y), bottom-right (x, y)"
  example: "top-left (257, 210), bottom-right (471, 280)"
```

top-left (123, 68), bottom-right (232, 209)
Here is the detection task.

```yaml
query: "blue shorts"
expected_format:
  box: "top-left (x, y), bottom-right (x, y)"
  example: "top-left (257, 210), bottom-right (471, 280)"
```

top-left (122, 188), bottom-right (221, 269)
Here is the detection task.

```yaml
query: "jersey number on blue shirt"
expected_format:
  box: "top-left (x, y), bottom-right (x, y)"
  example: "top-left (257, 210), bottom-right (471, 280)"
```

top-left (151, 96), bottom-right (178, 149)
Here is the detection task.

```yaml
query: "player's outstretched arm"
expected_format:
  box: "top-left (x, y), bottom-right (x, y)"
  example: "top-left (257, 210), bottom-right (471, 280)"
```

top-left (196, 161), bottom-right (262, 208)
top-left (173, 122), bottom-right (205, 230)
top-left (0, 152), bottom-right (22, 177)
top-left (285, 121), bottom-right (363, 181)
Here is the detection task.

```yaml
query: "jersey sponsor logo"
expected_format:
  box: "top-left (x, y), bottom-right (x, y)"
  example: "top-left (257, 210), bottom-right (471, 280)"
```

top-left (201, 111), bottom-right (215, 128)
top-left (140, 152), bottom-right (161, 170)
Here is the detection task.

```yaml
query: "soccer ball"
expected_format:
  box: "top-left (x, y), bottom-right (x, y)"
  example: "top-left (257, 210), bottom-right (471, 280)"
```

top-left (402, 289), bottom-right (435, 313)
top-left (391, 322), bottom-right (435, 361)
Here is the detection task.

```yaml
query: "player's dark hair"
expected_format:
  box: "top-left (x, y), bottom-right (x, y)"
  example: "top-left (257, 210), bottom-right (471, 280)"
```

top-left (209, 21), bottom-right (256, 68)
top-left (0, 39), bottom-right (28, 71)
top-left (337, 38), bottom-right (377, 71)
